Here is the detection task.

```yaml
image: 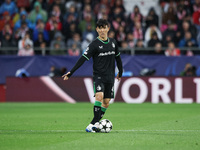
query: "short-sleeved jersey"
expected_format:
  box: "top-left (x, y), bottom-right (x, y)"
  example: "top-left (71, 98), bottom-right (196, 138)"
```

top-left (83, 37), bottom-right (120, 83)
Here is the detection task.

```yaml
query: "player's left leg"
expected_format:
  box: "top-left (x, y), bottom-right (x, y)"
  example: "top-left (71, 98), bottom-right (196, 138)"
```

top-left (99, 98), bottom-right (111, 120)
top-left (98, 82), bottom-right (114, 121)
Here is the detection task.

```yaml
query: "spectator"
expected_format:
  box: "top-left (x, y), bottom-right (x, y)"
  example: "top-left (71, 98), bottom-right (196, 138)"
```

top-left (12, 7), bottom-right (26, 25)
top-left (33, 19), bottom-right (49, 43)
top-left (110, 6), bottom-right (125, 22)
top-left (78, 13), bottom-right (95, 33)
top-left (65, 0), bottom-right (82, 13)
top-left (144, 23), bottom-right (162, 46)
top-left (197, 32), bottom-right (200, 47)
top-left (162, 34), bottom-right (173, 47)
top-left (0, 0), bottom-right (18, 16)
top-left (145, 7), bottom-right (159, 28)
top-left (126, 32), bottom-right (135, 48)
top-left (162, 0), bottom-right (177, 13)
top-left (148, 32), bottom-right (161, 47)
top-left (108, 30), bottom-right (115, 39)
top-left (48, 21), bottom-right (60, 41)
top-left (111, 0), bottom-right (126, 15)
top-left (34, 32), bottom-right (48, 47)
top-left (161, 6), bottom-right (177, 32)
top-left (18, 39), bottom-right (34, 56)
top-left (48, 66), bottom-right (67, 77)
top-left (128, 5), bottom-right (143, 29)
top-left (16, 0), bottom-right (30, 11)
top-left (116, 25), bottom-right (126, 46)
top-left (68, 42), bottom-right (81, 56)
top-left (15, 21), bottom-right (31, 42)
top-left (49, 0), bottom-right (65, 15)
top-left (180, 63), bottom-right (196, 76)
top-left (63, 22), bottom-right (81, 42)
top-left (28, 1), bottom-right (48, 23)
top-left (50, 4), bottom-right (63, 23)
top-left (193, 0), bottom-right (200, 13)
top-left (165, 42), bottom-right (181, 56)
top-left (39, 42), bottom-right (47, 55)
top-left (135, 39), bottom-right (145, 55)
top-left (1, 32), bottom-right (17, 54)
top-left (111, 15), bottom-right (125, 32)
top-left (82, 4), bottom-right (94, 19)
top-left (45, 13), bottom-right (62, 33)
top-left (162, 22), bottom-right (177, 45)
top-left (50, 42), bottom-right (66, 55)
top-left (0, 11), bottom-right (14, 31)
top-left (81, 33), bottom-right (94, 51)
top-left (81, 0), bottom-right (94, 11)
top-left (176, 4), bottom-right (187, 24)
top-left (179, 31), bottom-right (197, 55)
top-left (82, 23), bottom-right (96, 41)
top-left (178, 31), bottom-right (197, 47)
top-left (94, 0), bottom-right (110, 17)
top-left (151, 42), bottom-right (165, 55)
top-left (135, 39), bottom-right (144, 48)
top-left (67, 33), bottom-right (81, 50)
top-left (132, 21), bottom-right (143, 41)
top-left (181, 21), bottom-right (196, 39)
top-left (14, 10), bottom-right (34, 31)
top-left (120, 41), bottom-right (130, 54)
top-left (192, 9), bottom-right (200, 32)
top-left (18, 31), bottom-right (33, 50)
top-left (64, 4), bottom-right (79, 24)
top-left (0, 23), bottom-right (13, 38)
top-left (31, 0), bottom-right (48, 10)
top-left (50, 31), bottom-right (65, 50)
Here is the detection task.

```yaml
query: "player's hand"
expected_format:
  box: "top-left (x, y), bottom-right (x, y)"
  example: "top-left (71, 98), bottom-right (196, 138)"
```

top-left (116, 73), bottom-right (121, 82)
top-left (62, 72), bottom-right (71, 80)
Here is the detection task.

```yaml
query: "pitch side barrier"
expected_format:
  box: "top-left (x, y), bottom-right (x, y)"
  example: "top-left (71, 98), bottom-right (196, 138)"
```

top-left (6, 76), bottom-right (200, 103)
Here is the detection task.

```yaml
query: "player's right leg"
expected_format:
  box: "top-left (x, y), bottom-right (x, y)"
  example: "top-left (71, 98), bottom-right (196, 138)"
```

top-left (86, 92), bottom-right (103, 132)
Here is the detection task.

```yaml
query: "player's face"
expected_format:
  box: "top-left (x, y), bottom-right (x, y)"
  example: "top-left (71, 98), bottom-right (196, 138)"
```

top-left (96, 25), bottom-right (110, 40)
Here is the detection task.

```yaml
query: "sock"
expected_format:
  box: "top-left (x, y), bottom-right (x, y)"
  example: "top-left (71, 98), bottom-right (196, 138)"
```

top-left (99, 106), bottom-right (107, 121)
top-left (90, 101), bottom-right (102, 124)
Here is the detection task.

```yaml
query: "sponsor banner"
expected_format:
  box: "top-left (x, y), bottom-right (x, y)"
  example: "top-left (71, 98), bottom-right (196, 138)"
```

top-left (6, 77), bottom-right (200, 103)
top-left (0, 85), bottom-right (6, 102)
top-left (1, 55), bottom-right (200, 84)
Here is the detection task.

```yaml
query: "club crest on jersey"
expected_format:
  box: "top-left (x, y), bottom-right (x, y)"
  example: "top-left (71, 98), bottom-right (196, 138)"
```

top-left (112, 42), bottom-right (115, 48)
top-left (99, 46), bottom-right (103, 49)
top-left (97, 85), bottom-right (101, 91)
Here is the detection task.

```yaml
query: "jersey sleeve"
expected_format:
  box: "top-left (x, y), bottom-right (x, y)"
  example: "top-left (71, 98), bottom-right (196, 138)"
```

top-left (114, 39), bottom-right (120, 57)
top-left (82, 42), bottom-right (96, 60)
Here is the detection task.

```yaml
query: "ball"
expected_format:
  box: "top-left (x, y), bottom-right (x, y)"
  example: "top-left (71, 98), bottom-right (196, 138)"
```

top-left (99, 119), bottom-right (113, 133)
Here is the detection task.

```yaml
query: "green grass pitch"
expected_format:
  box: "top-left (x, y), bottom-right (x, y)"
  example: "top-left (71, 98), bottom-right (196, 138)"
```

top-left (0, 103), bottom-right (200, 150)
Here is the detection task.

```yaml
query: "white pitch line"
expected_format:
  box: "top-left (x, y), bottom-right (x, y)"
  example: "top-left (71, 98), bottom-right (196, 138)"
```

top-left (1, 129), bottom-right (200, 133)
top-left (114, 130), bottom-right (200, 132)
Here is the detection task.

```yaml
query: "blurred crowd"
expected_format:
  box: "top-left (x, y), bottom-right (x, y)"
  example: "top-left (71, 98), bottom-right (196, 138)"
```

top-left (0, 0), bottom-right (200, 56)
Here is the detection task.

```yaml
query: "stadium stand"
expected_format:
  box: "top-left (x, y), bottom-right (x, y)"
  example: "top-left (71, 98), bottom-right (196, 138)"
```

top-left (0, 0), bottom-right (200, 55)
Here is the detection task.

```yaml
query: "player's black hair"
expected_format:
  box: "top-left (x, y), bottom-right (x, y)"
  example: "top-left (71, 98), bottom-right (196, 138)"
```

top-left (96, 19), bottom-right (109, 28)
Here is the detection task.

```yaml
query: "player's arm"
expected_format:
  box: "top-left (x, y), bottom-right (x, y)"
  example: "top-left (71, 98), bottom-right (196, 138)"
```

top-left (115, 54), bottom-right (123, 81)
top-left (62, 43), bottom-right (96, 80)
top-left (62, 56), bottom-right (87, 80)
top-left (115, 40), bottom-right (123, 81)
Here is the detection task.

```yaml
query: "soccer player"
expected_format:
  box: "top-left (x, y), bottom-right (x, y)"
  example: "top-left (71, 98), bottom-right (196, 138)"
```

top-left (62, 19), bottom-right (123, 132)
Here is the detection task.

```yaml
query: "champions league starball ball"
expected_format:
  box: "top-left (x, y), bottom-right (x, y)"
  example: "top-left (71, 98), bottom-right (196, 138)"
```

top-left (98, 119), bottom-right (113, 133)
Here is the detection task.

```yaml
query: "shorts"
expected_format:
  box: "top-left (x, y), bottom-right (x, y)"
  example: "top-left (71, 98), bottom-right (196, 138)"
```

top-left (93, 76), bottom-right (114, 99)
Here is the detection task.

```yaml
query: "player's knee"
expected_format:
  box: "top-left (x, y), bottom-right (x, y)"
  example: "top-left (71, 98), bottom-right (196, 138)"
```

top-left (102, 102), bottom-right (109, 108)
top-left (102, 99), bottom-right (110, 108)
top-left (95, 93), bottom-right (103, 101)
